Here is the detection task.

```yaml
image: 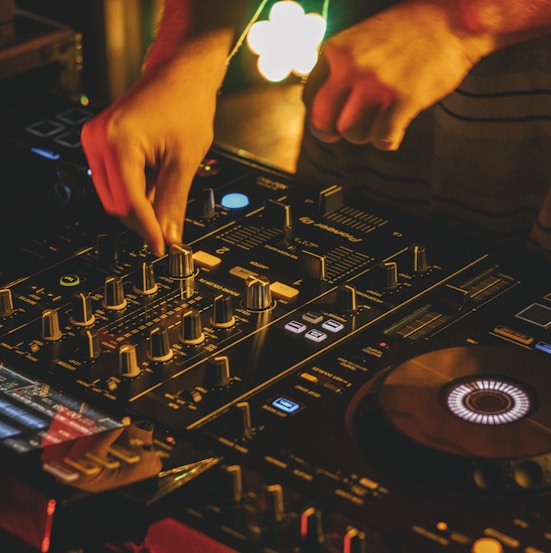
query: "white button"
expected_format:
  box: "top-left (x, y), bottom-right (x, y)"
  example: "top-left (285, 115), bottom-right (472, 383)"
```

top-left (322, 319), bottom-right (344, 333)
top-left (285, 320), bottom-right (307, 334)
top-left (305, 329), bottom-right (327, 343)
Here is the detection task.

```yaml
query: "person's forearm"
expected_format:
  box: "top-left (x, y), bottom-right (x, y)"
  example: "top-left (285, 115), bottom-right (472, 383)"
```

top-left (145, 0), bottom-right (253, 70)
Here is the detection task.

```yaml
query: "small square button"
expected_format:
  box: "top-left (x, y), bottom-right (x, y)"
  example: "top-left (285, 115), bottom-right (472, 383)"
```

top-left (305, 329), bottom-right (327, 343)
top-left (302, 311), bottom-right (323, 324)
top-left (26, 119), bottom-right (65, 137)
top-left (285, 320), bottom-right (307, 334)
top-left (322, 319), bottom-right (344, 333)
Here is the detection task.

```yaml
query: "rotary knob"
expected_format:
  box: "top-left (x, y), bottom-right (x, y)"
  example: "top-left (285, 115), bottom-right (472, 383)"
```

top-left (201, 187), bottom-right (216, 219)
top-left (179, 309), bottom-right (204, 344)
top-left (103, 275), bottom-right (127, 310)
top-left (0, 288), bottom-right (14, 317)
top-left (147, 326), bottom-right (173, 362)
top-left (336, 284), bottom-right (357, 312)
top-left (300, 507), bottom-right (325, 545)
top-left (220, 464), bottom-right (243, 503)
top-left (375, 261), bottom-right (398, 290)
top-left (119, 344), bottom-right (140, 377)
top-left (231, 401), bottom-right (253, 439)
top-left (168, 243), bottom-right (194, 278)
top-left (41, 309), bottom-right (63, 341)
top-left (244, 275), bottom-right (273, 311)
top-left (133, 261), bottom-right (158, 295)
top-left (205, 355), bottom-right (231, 388)
top-left (343, 528), bottom-right (367, 553)
top-left (211, 293), bottom-right (235, 328)
top-left (96, 233), bottom-right (118, 267)
top-left (79, 328), bottom-right (101, 359)
top-left (70, 291), bottom-right (95, 326)
top-left (410, 243), bottom-right (429, 273)
top-left (264, 484), bottom-right (284, 523)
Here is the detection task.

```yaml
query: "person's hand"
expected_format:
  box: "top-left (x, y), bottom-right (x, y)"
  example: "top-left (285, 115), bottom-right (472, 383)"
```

top-left (81, 40), bottom-right (228, 256)
top-left (303, 1), bottom-right (491, 151)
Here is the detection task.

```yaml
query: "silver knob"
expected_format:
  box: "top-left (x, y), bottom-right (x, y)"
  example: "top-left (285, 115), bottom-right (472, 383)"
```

top-left (41, 309), bottom-right (63, 341)
top-left (103, 275), bottom-right (127, 310)
top-left (245, 275), bottom-right (273, 311)
top-left (70, 291), bottom-right (95, 326)
top-left (147, 326), bottom-right (173, 362)
top-left (168, 243), bottom-right (194, 278)
top-left (133, 261), bottom-right (158, 295)
top-left (179, 309), bottom-right (204, 344)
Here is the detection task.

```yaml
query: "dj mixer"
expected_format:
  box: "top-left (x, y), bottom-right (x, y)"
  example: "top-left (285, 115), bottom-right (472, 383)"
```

top-left (0, 99), bottom-right (551, 553)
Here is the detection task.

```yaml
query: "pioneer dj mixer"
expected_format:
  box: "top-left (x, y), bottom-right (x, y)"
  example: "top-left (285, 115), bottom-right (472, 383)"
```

top-left (1, 100), bottom-right (551, 553)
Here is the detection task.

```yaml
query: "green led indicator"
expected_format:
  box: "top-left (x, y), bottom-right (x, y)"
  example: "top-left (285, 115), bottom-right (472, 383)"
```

top-left (60, 274), bottom-right (80, 287)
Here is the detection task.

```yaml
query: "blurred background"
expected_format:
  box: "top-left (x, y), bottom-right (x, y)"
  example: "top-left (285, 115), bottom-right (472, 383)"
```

top-left (11, 0), bottom-right (314, 172)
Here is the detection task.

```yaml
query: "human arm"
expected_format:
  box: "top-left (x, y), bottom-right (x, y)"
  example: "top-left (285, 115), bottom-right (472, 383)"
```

top-left (81, 0), bottom-right (251, 256)
top-left (303, 0), bottom-right (551, 150)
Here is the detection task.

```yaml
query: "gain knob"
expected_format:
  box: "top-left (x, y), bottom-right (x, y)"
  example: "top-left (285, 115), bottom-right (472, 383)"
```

top-left (70, 291), bottom-right (95, 326)
top-left (147, 326), bottom-right (173, 362)
top-left (300, 507), bottom-right (325, 546)
top-left (168, 243), bottom-right (194, 279)
top-left (41, 308), bottom-right (63, 341)
top-left (410, 243), bottom-right (429, 273)
top-left (375, 261), bottom-right (398, 290)
top-left (211, 293), bottom-right (235, 328)
top-left (0, 288), bottom-right (14, 317)
top-left (79, 328), bottom-right (101, 360)
top-left (201, 187), bottom-right (216, 219)
top-left (244, 275), bottom-right (273, 311)
top-left (179, 309), bottom-right (204, 344)
top-left (343, 528), bottom-right (367, 553)
top-left (336, 284), bottom-right (357, 312)
top-left (103, 275), bottom-right (127, 310)
top-left (204, 355), bottom-right (231, 388)
top-left (133, 261), bottom-right (158, 295)
top-left (119, 344), bottom-right (140, 377)
top-left (231, 401), bottom-right (253, 439)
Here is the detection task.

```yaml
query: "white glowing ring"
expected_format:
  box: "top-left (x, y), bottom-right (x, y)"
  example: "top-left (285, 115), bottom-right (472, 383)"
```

top-left (445, 378), bottom-right (531, 425)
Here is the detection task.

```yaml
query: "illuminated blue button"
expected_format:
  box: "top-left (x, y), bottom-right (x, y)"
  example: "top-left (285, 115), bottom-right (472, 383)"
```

top-left (271, 396), bottom-right (301, 414)
top-left (322, 319), bottom-right (344, 333)
top-left (305, 329), bottom-right (327, 343)
top-left (31, 147), bottom-right (61, 161)
top-left (221, 192), bottom-right (249, 209)
top-left (535, 341), bottom-right (551, 355)
top-left (284, 320), bottom-right (307, 334)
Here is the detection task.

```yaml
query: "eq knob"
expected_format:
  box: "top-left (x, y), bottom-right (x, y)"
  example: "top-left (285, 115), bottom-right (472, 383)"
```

top-left (79, 328), bottom-right (101, 359)
top-left (244, 275), bottom-right (273, 311)
top-left (103, 275), bottom-right (127, 310)
top-left (147, 326), bottom-right (173, 362)
top-left (336, 284), bottom-right (357, 312)
top-left (375, 261), bottom-right (398, 290)
top-left (205, 355), bottom-right (231, 388)
top-left (133, 261), bottom-right (158, 295)
top-left (41, 308), bottom-right (63, 341)
top-left (231, 401), bottom-right (253, 439)
top-left (119, 344), bottom-right (140, 377)
top-left (168, 243), bottom-right (194, 278)
top-left (70, 291), bottom-right (95, 326)
top-left (179, 309), bottom-right (205, 344)
top-left (201, 187), bottom-right (216, 219)
top-left (264, 484), bottom-right (284, 523)
top-left (343, 528), bottom-right (367, 553)
top-left (410, 243), bottom-right (429, 273)
top-left (300, 507), bottom-right (325, 546)
top-left (0, 288), bottom-right (14, 317)
top-left (219, 464), bottom-right (243, 503)
top-left (211, 293), bottom-right (235, 328)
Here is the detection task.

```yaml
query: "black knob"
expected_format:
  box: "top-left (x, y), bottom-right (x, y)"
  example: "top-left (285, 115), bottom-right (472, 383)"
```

top-left (300, 507), bottom-right (324, 545)
top-left (96, 233), bottom-right (118, 266)
top-left (318, 184), bottom-right (344, 215)
top-left (70, 291), bottom-right (95, 326)
top-left (264, 484), bottom-right (284, 523)
top-left (336, 284), bottom-right (357, 312)
top-left (264, 198), bottom-right (292, 229)
top-left (205, 355), bottom-right (231, 387)
top-left (179, 309), bottom-right (204, 344)
top-left (168, 243), bottom-right (194, 278)
top-left (119, 344), bottom-right (140, 377)
top-left (41, 308), bottom-right (63, 341)
top-left (220, 464), bottom-right (243, 503)
top-left (375, 261), bottom-right (398, 290)
top-left (147, 326), bottom-right (173, 362)
top-left (103, 275), bottom-right (127, 310)
top-left (245, 275), bottom-right (273, 311)
top-left (133, 261), bottom-right (158, 295)
top-left (211, 293), bottom-right (235, 327)
top-left (343, 528), bottom-right (367, 553)
top-left (231, 401), bottom-right (253, 439)
top-left (410, 243), bottom-right (428, 273)
top-left (79, 328), bottom-right (101, 359)
top-left (201, 187), bottom-right (216, 219)
top-left (0, 288), bottom-right (14, 317)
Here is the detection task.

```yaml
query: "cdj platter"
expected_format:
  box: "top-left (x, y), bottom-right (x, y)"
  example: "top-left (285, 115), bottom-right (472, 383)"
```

top-left (0, 98), bottom-right (551, 553)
